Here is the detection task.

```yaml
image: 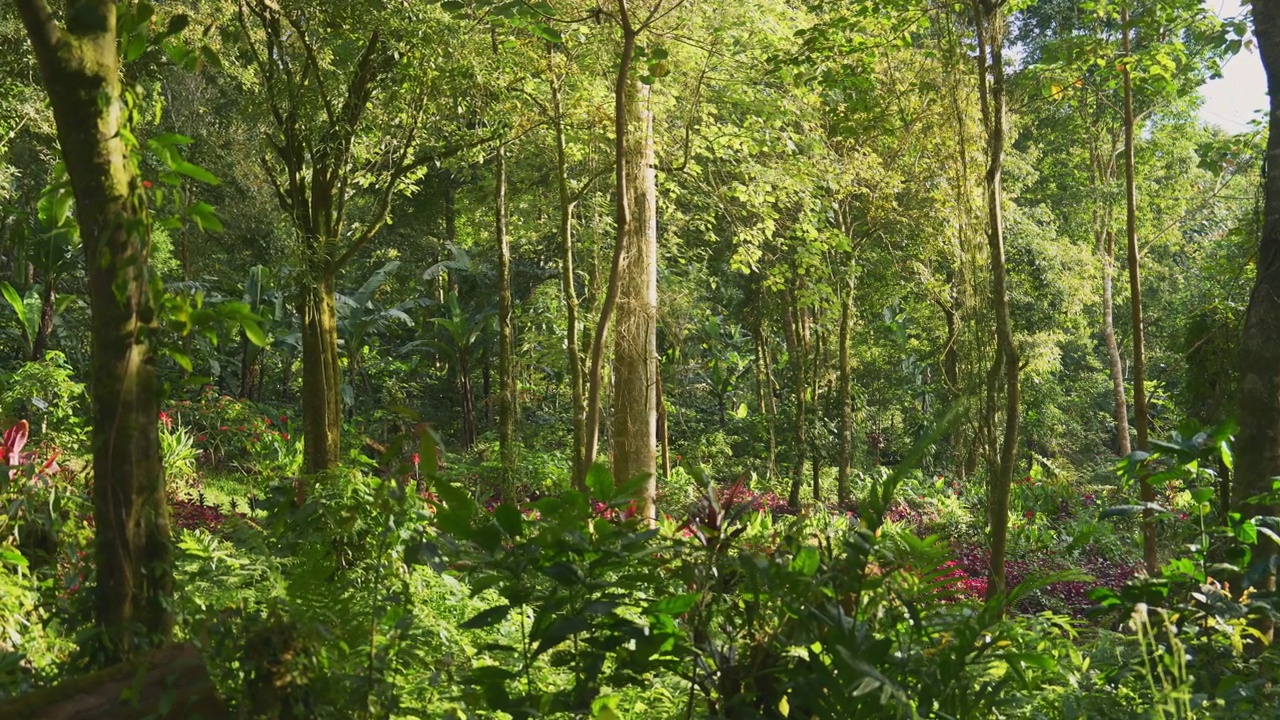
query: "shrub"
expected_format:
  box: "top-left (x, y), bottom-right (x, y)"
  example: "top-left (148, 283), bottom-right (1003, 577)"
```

top-left (0, 353), bottom-right (87, 452)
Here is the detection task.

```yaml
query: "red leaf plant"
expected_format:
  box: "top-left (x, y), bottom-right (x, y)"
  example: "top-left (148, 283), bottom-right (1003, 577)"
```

top-left (2, 420), bottom-right (61, 483)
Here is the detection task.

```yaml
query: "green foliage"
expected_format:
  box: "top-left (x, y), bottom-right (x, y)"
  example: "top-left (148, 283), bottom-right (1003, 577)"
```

top-left (0, 353), bottom-right (87, 451)
top-left (159, 420), bottom-right (199, 497)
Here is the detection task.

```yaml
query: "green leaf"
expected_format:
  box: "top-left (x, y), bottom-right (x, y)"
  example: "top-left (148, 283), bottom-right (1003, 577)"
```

top-left (172, 160), bottom-right (220, 185)
top-left (241, 319), bottom-right (267, 347)
top-left (0, 546), bottom-right (28, 568)
top-left (0, 282), bottom-right (29, 336)
top-left (461, 604), bottom-right (511, 629)
top-left (187, 202), bottom-right (224, 232)
top-left (494, 503), bottom-right (523, 537)
top-left (1001, 652), bottom-right (1057, 671)
top-left (151, 132), bottom-right (195, 147)
top-left (587, 461), bottom-right (613, 501)
top-left (124, 32), bottom-right (148, 62)
top-left (790, 546), bottom-right (820, 576)
top-left (646, 592), bottom-right (698, 616)
top-left (164, 14), bottom-right (190, 36)
top-left (530, 23), bottom-right (562, 43)
top-left (532, 614), bottom-right (590, 658)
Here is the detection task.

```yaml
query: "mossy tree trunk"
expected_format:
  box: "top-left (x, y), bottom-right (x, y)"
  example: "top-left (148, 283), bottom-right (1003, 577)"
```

top-left (551, 68), bottom-right (590, 491)
top-left (300, 268), bottom-right (342, 474)
top-left (971, 0), bottom-right (1019, 602)
top-left (14, 0), bottom-right (171, 660)
top-left (496, 142), bottom-right (517, 501)
top-left (30, 279), bottom-right (56, 361)
top-left (1234, 0), bottom-right (1280, 622)
top-left (837, 290), bottom-right (853, 507)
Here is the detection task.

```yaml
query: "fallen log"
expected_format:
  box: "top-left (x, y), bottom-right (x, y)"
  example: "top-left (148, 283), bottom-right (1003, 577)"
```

top-left (0, 643), bottom-right (231, 720)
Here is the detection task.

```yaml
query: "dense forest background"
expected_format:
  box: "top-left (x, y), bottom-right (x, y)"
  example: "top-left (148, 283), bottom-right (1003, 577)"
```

top-left (0, 0), bottom-right (1279, 718)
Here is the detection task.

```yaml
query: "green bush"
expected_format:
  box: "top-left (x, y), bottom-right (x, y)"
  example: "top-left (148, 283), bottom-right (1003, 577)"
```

top-left (0, 353), bottom-right (87, 452)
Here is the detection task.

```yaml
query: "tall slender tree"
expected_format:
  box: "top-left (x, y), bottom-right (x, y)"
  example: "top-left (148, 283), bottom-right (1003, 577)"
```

top-left (1120, 3), bottom-right (1158, 575)
top-left (13, 0), bottom-right (170, 659)
top-left (970, 0), bottom-right (1019, 601)
top-left (496, 140), bottom-right (517, 500)
top-left (1234, 0), bottom-right (1280, 628)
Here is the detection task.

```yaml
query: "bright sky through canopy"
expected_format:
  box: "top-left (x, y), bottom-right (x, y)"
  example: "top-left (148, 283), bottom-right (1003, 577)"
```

top-left (1200, 0), bottom-right (1267, 132)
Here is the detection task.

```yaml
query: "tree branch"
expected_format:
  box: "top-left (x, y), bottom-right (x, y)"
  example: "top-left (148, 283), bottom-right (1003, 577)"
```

top-left (282, 11), bottom-right (339, 131)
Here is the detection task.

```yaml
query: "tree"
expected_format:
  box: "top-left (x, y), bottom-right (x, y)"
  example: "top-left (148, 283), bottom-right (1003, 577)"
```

top-left (495, 139), bottom-right (518, 499)
top-left (608, 0), bottom-right (660, 521)
top-left (235, 0), bottom-right (481, 475)
top-left (12, 0), bottom-right (171, 659)
top-left (1234, 0), bottom-right (1280, 626)
top-left (970, 0), bottom-right (1019, 601)
top-left (1118, 2), bottom-right (1159, 575)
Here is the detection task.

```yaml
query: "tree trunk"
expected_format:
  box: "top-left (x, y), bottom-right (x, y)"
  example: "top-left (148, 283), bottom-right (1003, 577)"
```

top-left (300, 269), bottom-right (342, 475)
top-left (972, 0), bottom-right (1020, 602)
top-left (552, 71), bottom-right (589, 491)
top-left (459, 346), bottom-right (476, 452)
top-left (496, 142), bottom-right (517, 501)
top-left (784, 300), bottom-right (808, 509)
top-left (583, 8), bottom-right (637, 487)
top-left (1121, 6), bottom-right (1158, 575)
top-left (837, 291), bottom-right (853, 507)
top-left (239, 331), bottom-right (261, 401)
top-left (810, 316), bottom-right (824, 502)
top-left (756, 311), bottom-right (779, 481)
top-left (1234, 0), bottom-right (1280, 621)
top-left (30, 279), bottom-right (55, 361)
top-left (658, 368), bottom-right (671, 480)
top-left (1102, 228), bottom-right (1130, 456)
top-left (15, 0), bottom-right (172, 661)
top-left (611, 36), bottom-right (659, 522)
top-left (0, 643), bottom-right (229, 720)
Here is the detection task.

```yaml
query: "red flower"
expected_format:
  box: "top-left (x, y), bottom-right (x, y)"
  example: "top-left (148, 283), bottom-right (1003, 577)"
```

top-left (265, 417), bottom-right (272, 425)
top-left (1024, 510), bottom-right (1035, 520)
top-left (219, 426), bottom-right (229, 431)
top-left (411, 453), bottom-right (420, 465)
top-left (141, 180), bottom-right (152, 189)
top-left (197, 434), bottom-right (207, 442)
top-left (280, 415), bottom-right (288, 424)
top-left (236, 426), bottom-right (245, 432)
top-left (280, 432), bottom-right (289, 441)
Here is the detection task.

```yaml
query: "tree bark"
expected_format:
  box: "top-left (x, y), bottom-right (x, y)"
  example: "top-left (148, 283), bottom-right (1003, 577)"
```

top-left (0, 643), bottom-right (229, 720)
top-left (1121, 5), bottom-right (1158, 575)
top-left (30, 280), bottom-right (55, 361)
top-left (971, 0), bottom-right (1019, 602)
top-left (300, 269), bottom-right (342, 474)
top-left (1234, 0), bottom-right (1280, 617)
top-left (1102, 228), bottom-right (1130, 456)
top-left (611, 8), bottom-right (659, 521)
top-left (752, 301), bottom-right (780, 481)
top-left (15, 0), bottom-right (172, 660)
top-left (496, 142), bottom-right (517, 501)
top-left (239, 330), bottom-right (261, 401)
top-left (837, 290), bottom-right (853, 506)
top-left (551, 70), bottom-right (589, 491)
top-left (459, 344), bottom-right (476, 452)
top-left (784, 299), bottom-right (808, 509)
